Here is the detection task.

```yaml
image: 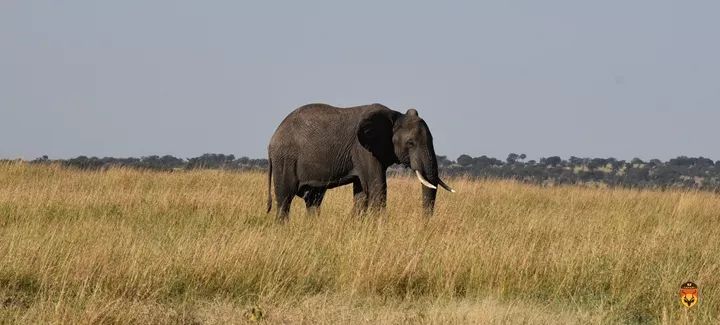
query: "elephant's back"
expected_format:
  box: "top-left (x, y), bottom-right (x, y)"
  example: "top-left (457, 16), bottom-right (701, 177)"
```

top-left (287, 103), bottom-right (362, 121)
top-left (269, 103), bottom-right (363, 157)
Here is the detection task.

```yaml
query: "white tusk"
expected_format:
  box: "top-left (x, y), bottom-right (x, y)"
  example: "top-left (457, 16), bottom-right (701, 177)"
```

top-left (438, 179), bottom-right (456, 193)
top-left (415, 170), bottom-right (437, 189)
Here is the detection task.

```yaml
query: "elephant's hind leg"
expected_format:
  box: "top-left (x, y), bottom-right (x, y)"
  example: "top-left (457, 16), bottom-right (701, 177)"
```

top-left (273, 165), bottom-right (298, 221)
top-left (303, 188), bottom-right (326, 216)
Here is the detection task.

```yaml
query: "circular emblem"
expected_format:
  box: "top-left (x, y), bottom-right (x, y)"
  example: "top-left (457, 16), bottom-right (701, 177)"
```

top-left (679, 281), bottom-right (698, 308)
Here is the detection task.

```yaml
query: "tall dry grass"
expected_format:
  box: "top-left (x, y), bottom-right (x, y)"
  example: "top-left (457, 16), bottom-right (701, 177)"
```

top-left (0, 162), bottom-right (718, 324)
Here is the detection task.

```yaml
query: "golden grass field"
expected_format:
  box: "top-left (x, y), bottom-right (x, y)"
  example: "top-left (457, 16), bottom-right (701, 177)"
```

top-left (0, 163), bottom-right (718, 324)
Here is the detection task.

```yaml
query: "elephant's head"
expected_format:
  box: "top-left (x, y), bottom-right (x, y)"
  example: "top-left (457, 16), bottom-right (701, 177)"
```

top-left (358, 107), bottom-right (455, 216)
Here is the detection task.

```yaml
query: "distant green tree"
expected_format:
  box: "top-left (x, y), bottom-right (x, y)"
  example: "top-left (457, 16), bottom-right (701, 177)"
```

top-left (30, 155), bottom-right (50, 164)
top-left (436, 155), bottom-right (453, 168)
top-left (541, 156), bottom-right (562, 167)
top-left (588, 158), bottom-right (608, 170)
top-left (187, 153), bottom-right (235, 169)
top-left (457, 154), bottom-right (473, 167)
top-left (648, 159), bottom-right (663, 167)
top-left (568, 156), bottom-right (584, 166)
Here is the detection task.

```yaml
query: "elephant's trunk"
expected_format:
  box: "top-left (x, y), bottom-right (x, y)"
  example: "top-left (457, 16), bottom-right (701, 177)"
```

top-left (411, 145), bottom-right (439, 217)
top-left (421, 178), bottom-right (438, 217)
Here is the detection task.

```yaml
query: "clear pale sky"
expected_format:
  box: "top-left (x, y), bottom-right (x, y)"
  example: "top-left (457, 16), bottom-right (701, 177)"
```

top-left (2, 1), bottom-right (718, 161)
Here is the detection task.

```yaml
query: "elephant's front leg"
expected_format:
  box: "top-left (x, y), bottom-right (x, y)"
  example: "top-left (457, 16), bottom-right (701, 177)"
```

top-left (363, 171), bottom-right (388, 213)
top-left (353, 150), bottom-right (388, 215)
top-left (352, 180), bottom-right (368, 215)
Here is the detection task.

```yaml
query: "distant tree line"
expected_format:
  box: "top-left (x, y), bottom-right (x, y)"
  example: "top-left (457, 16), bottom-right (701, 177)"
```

top-left (24, 154), bottom-right (268, 171)
top-left (433, 153), bottom-right (720, 191)
top-left (11, 153), bottom-right (720, 191)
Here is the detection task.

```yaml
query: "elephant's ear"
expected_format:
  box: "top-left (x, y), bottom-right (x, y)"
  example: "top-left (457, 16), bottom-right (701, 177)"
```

top-left (357, 110), bottom-right (396, 161)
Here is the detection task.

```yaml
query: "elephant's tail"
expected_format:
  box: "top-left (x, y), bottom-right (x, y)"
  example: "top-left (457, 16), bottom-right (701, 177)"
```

top-left (266, 158), bottom-right (272, 213)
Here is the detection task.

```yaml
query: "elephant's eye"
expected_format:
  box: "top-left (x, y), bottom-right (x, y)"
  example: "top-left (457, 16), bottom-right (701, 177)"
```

top-left (406, 140), bottom-right (416, 148)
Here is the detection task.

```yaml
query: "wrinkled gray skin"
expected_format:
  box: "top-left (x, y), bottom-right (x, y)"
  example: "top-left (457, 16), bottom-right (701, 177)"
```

top-left (267, 103), bottom-right (453, 221)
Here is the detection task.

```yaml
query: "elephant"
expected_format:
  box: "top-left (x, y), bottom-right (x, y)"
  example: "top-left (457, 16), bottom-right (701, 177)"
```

top-left (266, 103), bottom-right (455, 220)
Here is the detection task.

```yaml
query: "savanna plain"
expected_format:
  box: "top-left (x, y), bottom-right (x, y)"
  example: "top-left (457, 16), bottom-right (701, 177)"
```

top-left (0, 163), bottom-right (718, 324)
